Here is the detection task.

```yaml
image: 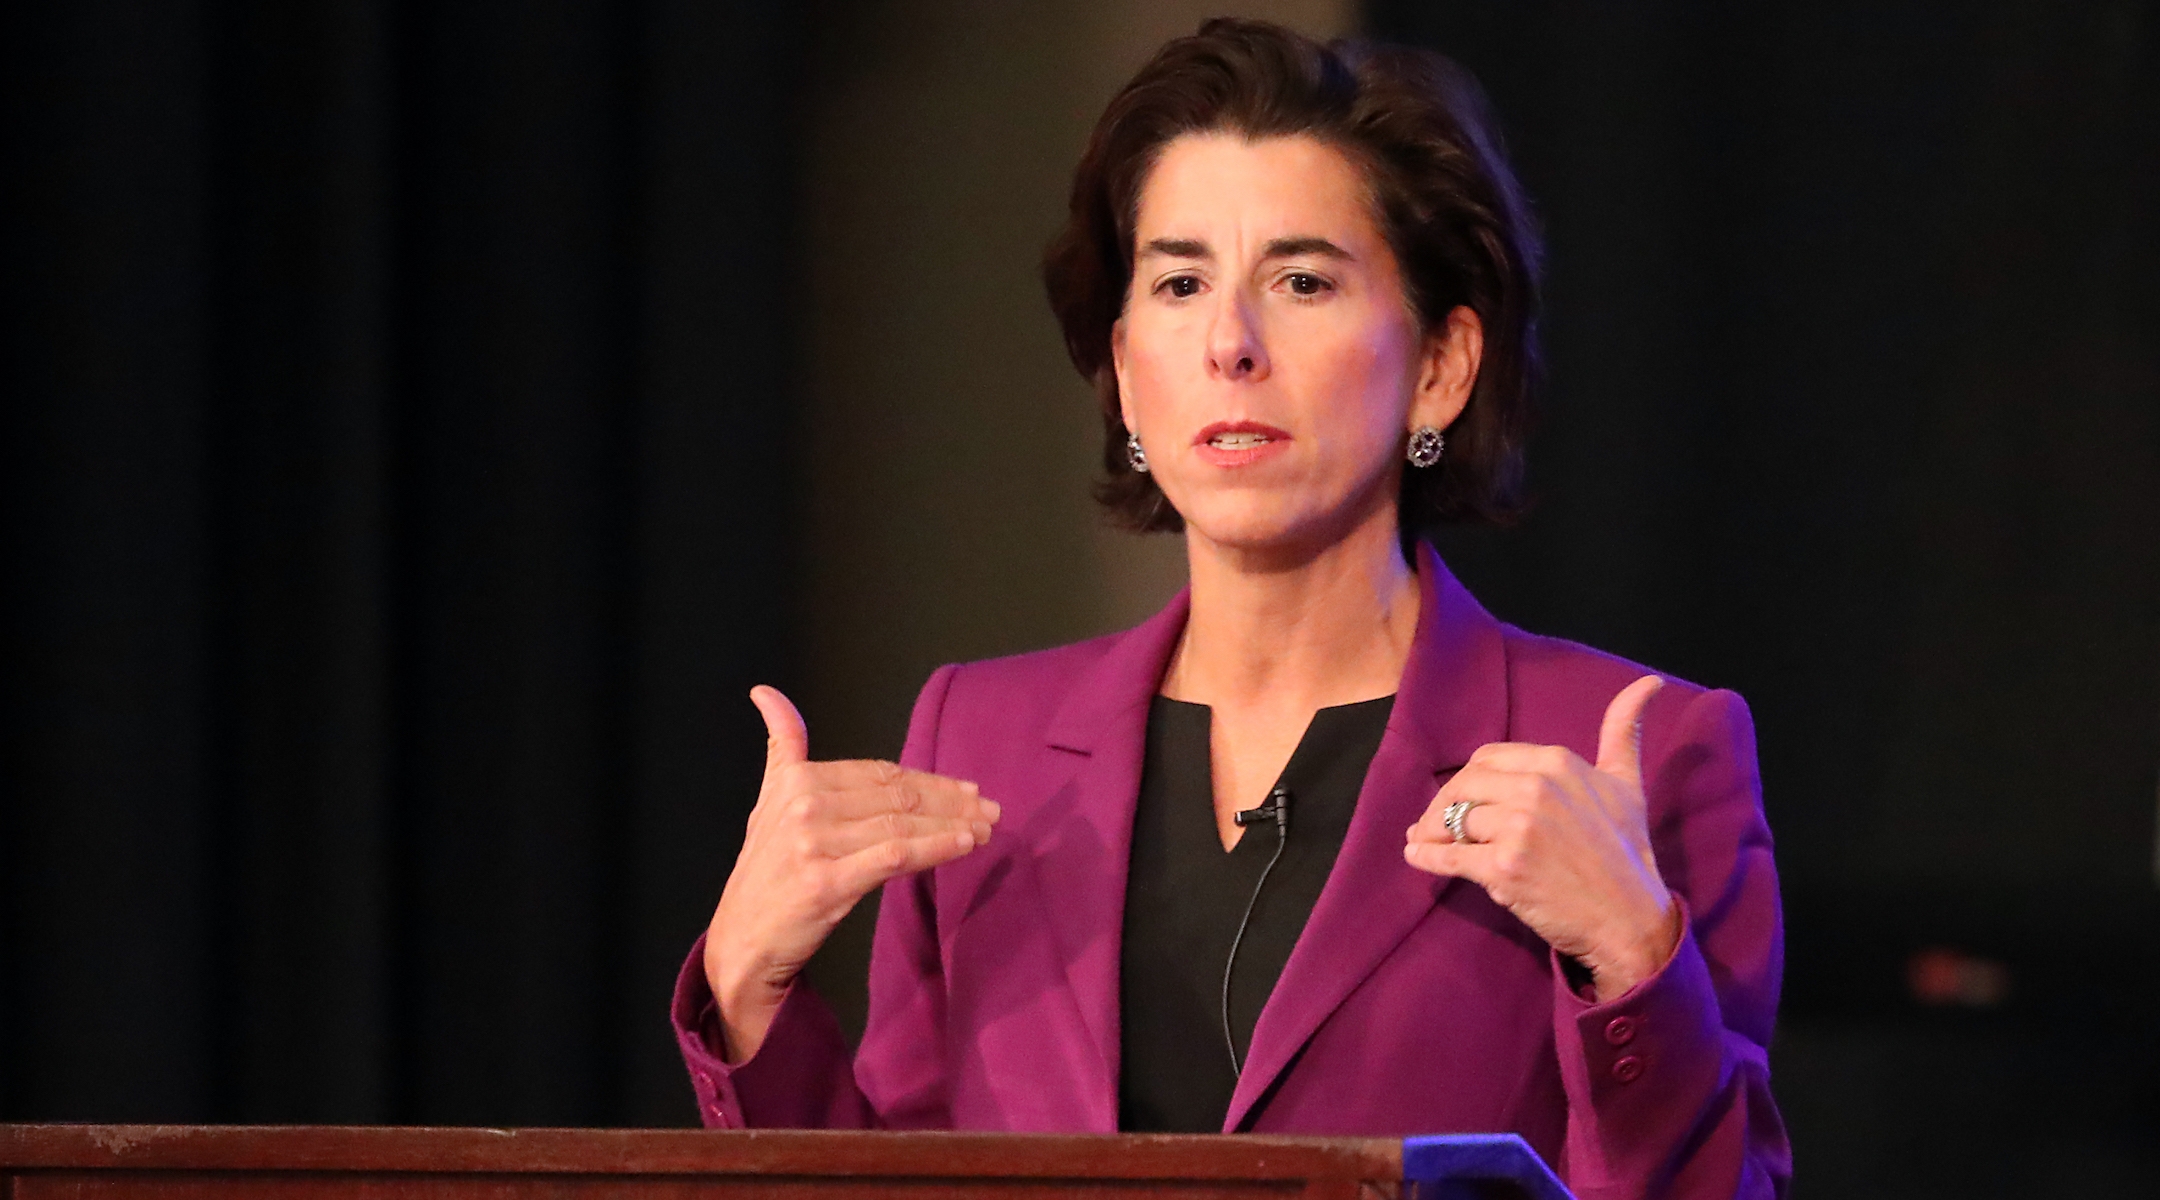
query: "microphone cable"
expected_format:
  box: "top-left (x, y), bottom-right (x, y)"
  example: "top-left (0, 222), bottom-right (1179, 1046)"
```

top-left (1221, 785), bottom-right (1291, 1077)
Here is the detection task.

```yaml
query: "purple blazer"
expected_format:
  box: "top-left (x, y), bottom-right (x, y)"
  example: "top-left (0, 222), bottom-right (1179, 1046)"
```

top-left (674, 544), bottom-right (1790, 1199)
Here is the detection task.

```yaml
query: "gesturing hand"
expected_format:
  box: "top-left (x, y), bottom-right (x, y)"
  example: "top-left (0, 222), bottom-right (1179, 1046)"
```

top-left (1403, 675), bottom-right (1680, 1001)
top-left (704, 685), bottom-right (1000, 1063)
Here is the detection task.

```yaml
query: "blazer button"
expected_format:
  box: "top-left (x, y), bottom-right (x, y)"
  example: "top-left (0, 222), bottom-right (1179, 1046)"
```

top-left (695, 1070), bottom-right (715, 1092)
top-left (1603, 1016), bottom-right (1637, 1046)
top-left (1611, 1055), bottom-right (1644, 1083)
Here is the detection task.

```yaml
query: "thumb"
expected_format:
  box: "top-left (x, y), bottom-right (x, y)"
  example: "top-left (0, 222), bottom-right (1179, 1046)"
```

top-left (749, 685), bottom-right (810, 768)
top-left (1595, 674), bottom-right (1665, 787)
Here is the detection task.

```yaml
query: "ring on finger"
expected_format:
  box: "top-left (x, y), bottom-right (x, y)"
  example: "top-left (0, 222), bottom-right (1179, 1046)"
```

top-left (1442, 799), bottom-right (1487, 844)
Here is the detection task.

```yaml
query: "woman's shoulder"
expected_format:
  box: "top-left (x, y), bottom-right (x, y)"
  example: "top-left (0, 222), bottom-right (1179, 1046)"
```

top-left (1494, 622), bottom-right (1754, 762)
top-left (941, 627), bottom-right (1132, 712)
top-left (1500, 622), bottom-right (1703, 705)
top-left (900, 623), bottom-right (1151, 773)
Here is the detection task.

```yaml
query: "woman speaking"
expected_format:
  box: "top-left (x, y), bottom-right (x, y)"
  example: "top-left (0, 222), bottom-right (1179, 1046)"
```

top-left (672, 18), bottom-right (1787, 1200)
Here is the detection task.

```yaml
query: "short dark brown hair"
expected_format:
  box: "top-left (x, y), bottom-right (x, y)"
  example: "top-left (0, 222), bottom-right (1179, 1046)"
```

top-left (1042, 18), bottom-right (1543, 535)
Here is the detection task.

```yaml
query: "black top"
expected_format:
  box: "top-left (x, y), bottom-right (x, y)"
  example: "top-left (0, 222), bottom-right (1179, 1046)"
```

top-left (1116, 693), bottom-right (1395, 1133)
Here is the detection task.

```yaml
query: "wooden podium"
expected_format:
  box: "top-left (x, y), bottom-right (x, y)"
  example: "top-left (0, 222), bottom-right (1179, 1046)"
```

top-left (2, 1124), bottom-right (1574, 1198)
top-left (3, 1125), bottom-right (1410, 1199)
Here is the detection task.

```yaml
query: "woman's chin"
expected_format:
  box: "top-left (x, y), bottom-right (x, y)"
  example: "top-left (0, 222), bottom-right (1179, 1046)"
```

top-left (1179, 501), bottom-right (1363, 561)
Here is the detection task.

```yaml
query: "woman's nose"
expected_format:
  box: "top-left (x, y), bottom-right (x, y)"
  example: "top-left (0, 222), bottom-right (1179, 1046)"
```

top-left (1205, 290), bottom-right (1270, 381)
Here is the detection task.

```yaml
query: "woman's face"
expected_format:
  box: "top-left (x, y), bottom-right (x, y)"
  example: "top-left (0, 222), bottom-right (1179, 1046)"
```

top-left (1112, 132), bottom-right (1477, 558)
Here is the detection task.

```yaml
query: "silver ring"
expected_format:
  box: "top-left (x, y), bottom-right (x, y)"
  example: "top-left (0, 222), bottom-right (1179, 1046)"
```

top-left (1442, 799), bottom-right (1486, 844)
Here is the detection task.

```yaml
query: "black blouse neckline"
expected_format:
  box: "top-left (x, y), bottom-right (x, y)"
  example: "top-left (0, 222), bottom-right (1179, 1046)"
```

top-left (1117, 692), bottom-right (1395, 1133)
top-left (1149, 693), bottom-right (1397, 852)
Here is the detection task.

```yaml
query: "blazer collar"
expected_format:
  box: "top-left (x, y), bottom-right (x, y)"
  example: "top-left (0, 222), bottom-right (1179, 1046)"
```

top-left (1380, 539), bottom-right (1513, 775)
top-left (1025, 584), bottom-right (1188, 1125)
top-left (1043, 539), bottom-right (1501, 763)
top-left (1226, 541), bottom-right (1512, 1129)
top-left (1025, 542), bottom-right (1511, 1131)
top-left (1043, 586), bottom-right (1190, 755)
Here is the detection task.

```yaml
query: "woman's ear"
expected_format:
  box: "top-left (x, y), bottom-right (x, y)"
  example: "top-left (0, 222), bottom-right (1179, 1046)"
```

top-left (1111, 317), bottom-right (1135, 430)
top-left (1410, 306), bottom-right (1483, 431)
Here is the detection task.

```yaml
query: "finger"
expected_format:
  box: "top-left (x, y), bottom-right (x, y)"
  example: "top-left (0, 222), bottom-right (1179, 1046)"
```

top-left (809, 764), bottom-right (1001, 822)
top-left (1407, 795), bottom-right (1505, 846)
top-left (1594, 675), bottom-right (1664, 788)
top-left (1403, 838), bottom-right (1494, 884)
top-left (814, 813), bottom-right (992, 858)
top-left (1462, 742), bottom-right (1583, 777)
top-left (812, 759), bottom-right (974, 795)
top-left (1466, 741), bottom-right (1543, 764)
top-left (830, 826), bottom-right (982, 895)
top-left (1408, 766), bottom-right (1541, 842)
top-left (750, 685), bottom-right (809, 768)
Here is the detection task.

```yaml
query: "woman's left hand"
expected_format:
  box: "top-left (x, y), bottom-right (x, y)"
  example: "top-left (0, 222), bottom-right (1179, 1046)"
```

top-left (1404, 674), bottom-right (1680, 1002)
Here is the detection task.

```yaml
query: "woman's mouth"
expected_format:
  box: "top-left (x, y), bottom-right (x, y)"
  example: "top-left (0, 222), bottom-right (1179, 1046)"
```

top-left (1193, 421), bottom-right (1292, 467)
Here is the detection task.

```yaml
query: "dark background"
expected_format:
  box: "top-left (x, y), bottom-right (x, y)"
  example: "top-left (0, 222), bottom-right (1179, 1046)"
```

top-left (3, 0), bottom-right (800, 1125)
top-left (4, 1), bottom-right (2156, 1196)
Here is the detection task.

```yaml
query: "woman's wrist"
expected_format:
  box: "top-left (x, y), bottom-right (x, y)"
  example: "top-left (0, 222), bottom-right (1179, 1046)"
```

top-left (1587, 892), bottom-right (1682, 1002)
top-left (705, 937), bottom-right (794, 1064)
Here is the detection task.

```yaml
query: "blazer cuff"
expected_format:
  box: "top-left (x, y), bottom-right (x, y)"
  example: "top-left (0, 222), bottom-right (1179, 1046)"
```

top-left (672, 933), bottom-right (866, 1129)
top-left (672, 934), bottom-right (749, 1127)
top-left (1550, 896), bottom-right (1728, 1189)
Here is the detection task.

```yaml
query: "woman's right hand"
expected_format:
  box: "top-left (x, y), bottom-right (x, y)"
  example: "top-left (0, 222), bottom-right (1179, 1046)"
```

top-left (704, 685), bottom-right (1000, 1064)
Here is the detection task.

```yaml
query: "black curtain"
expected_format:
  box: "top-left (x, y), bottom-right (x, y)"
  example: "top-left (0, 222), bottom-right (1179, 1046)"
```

top-left (1372, 1), bottom-right (2160, 1194)
top-left (1, 0), bottom-right (797, 1125)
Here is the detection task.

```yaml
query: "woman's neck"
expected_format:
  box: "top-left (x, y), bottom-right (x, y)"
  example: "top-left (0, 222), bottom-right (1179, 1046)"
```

top-left (1161, 507), bottom-right (1421, 713)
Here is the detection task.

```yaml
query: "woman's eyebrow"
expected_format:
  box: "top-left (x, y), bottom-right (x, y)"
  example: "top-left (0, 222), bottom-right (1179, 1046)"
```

top-left (1138, 236), bottom-right (1354, 263)
top-left (1261, 235), bottom-right (1353, 261)
top-left (1140, 237), bottom-right (1210, 261)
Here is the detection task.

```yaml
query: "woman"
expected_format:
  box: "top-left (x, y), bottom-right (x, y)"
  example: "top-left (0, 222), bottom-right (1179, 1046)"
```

top-left (674, 19), bottom-right (1787, 1200)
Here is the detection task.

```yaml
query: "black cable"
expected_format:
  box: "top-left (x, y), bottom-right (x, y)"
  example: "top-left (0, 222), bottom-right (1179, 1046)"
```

top-left (1221, 786), bottom-right (1291, 1076)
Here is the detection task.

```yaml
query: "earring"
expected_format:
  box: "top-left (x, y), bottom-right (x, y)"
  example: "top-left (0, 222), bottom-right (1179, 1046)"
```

top-left (1126, 432), bottom-right (1150, 474)
top-left (1407, 426), bottom-right (1445, 468)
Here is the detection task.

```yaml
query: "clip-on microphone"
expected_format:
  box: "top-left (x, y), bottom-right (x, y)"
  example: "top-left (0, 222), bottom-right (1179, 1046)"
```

top-left (1223, 786), bottom-right (1292, 1076)
top-left (1234, 786), bottom-right (1292, 833)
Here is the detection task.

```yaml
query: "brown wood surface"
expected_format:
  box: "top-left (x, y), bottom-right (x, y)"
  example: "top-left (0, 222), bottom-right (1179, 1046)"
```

top-left (0, 1125), bottom-right (1403, 1199)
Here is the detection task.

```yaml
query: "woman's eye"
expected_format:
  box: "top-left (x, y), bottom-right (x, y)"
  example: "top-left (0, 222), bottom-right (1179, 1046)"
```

top-left (1285, 272), bottom-right (1330, 296)
top-left (1162, 275), bottom-right (1202, 299)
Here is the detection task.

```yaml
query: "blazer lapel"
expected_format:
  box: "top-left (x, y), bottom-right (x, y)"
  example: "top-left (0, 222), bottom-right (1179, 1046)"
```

top-left (1028, 588), bottom-right (1190, 1128)
top-left (1225, 543), bottom-right (1512, 1131)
